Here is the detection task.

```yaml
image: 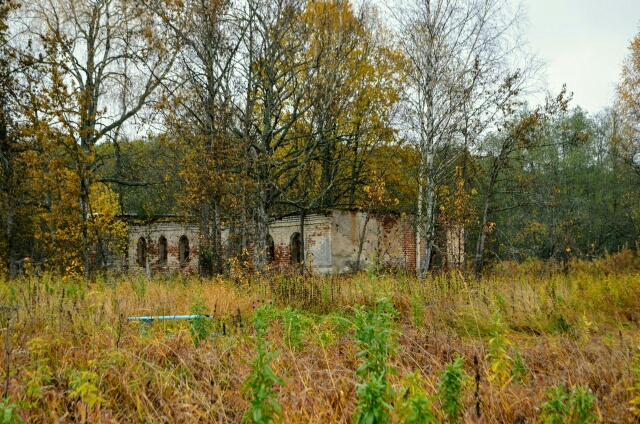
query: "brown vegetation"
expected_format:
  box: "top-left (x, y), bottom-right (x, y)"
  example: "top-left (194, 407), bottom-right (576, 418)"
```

top-left (0, 251), bottom-right (638, 422)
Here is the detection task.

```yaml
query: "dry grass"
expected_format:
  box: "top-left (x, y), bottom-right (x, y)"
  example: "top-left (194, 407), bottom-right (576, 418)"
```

top-left (0, 250), bottom-right (639, 422)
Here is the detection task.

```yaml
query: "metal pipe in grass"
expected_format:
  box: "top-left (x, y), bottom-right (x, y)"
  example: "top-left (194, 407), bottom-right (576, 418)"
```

top-left (128, 315), bottom-right (217, 336)
top-left (128, 315), bottom-right (213, 322)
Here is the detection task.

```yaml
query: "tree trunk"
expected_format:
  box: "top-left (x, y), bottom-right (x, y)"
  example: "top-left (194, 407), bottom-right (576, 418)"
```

top-left (254, 197), bottom-right (269, 274)
top-left (299, 209), bottom-right (305, 275)
top-left (418, 146), bottom-right (436, 278)
top-left (80, 180), bottom-right (91, 283)
top-left (474, 194), bottom-right (491, 276)
top-left (199, 203), bottom-right (213, 277)
top-left (474, 154), bottom-right (502, 276)
top-left (4, 202), bottom-right (16, 279)
top-left (198, 197), bottom-right (223, 277)
top-left (213, 198), bottom-right (223, 274)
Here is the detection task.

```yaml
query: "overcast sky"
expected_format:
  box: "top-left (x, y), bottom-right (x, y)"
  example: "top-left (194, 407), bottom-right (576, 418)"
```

top-left (521, 0), bottom-right (640, 113)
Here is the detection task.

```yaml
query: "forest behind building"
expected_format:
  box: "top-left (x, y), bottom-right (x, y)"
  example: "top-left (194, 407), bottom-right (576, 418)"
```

top-left (1, 0), bottom-right (639, 278)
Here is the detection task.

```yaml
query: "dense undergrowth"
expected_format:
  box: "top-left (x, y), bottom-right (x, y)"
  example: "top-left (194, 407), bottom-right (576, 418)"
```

top-left (0, 250), bottom-right (638, 422)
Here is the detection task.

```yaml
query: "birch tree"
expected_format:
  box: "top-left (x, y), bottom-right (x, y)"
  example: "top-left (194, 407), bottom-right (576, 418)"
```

top-left (392, 0), bottom-right (535, 277)
top-left (617, 29), bottom-right (640, 176)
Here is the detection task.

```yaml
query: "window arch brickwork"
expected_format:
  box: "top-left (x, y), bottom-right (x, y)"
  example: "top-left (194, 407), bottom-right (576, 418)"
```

top-left (179, 235), bottom-right (190, 264)
top-left (137, 237), bottom-right (147, 267)
top-left (158, 236), bottom-right (168, 265)
top-left (290, 232), bottom-right (302, 264)
top-left (267, 234), bottom-right (275, 263)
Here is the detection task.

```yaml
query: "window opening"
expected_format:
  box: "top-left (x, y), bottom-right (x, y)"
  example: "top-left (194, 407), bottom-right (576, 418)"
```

top-left (267, 234), bottom-right (275, 263)
top-left (179, 235), bottom-right (190, 263)
top-left (158, 236), bottom-right (168, 265)
top-left (290, 232), bottom-right (302, 264)
top-left (137, 237), bottom-right (147, 267)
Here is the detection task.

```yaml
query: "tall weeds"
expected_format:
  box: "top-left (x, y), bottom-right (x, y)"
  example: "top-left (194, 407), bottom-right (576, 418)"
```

top-left (242, 305), bottom-right (284, 424)
top-left (0, 251), bottom-right (635, 422)
top-left (630, 346), bottom-right (640, 416)
top-left (437, 356), bottom-right (466, 423)
top-left (353, 298), bottom-right (398, 424)
top-left (539, 385), bottom-right (597, 423)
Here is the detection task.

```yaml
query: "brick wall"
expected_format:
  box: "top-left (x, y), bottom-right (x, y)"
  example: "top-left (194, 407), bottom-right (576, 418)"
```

top-left (402, 221), bottom-right (417, 273)
top-left (268, 214), bottom-right (333, 273)
top-left (331, 210), bottom-right (416, 273)
top-left (127, 221), bottom-right (200, 275)
top-left (124, 211), bottom-right (419, 275)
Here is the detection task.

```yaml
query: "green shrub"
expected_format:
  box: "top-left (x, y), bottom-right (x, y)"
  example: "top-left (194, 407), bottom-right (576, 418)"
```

top-left (510, 346), bottom-right (528, 383)
top-left (437, 356), bottom-right (466, 423)
top-left (279, 307), bottom-right (310, 350)
top-left (189, 297), bottom-right (213, 347)
top-left (540, 385), bottom-right (570, 424)
top-left (569, 386), bottom-right (597, 423)
top-left (398, 371), bottom-right (438, 424)
top-left (242, 305), bottom-right (284, 424)
top-left (68, 370), bottom-right (104, 410)
top-left (0, 399), bottom-right (23, 424)
top-left (486, 312), bottom-right (512, 385)
top-left (353, 298), bottom-right (398, 424)
top-left (540, 384), bottom-right (597, 423)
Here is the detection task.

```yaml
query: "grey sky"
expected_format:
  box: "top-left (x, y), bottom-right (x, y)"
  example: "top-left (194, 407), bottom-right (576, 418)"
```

top-left (521, 0), bottom-right (640, 113)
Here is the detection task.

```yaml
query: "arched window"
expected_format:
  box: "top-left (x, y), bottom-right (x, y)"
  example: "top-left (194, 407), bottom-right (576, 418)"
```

top-left (158, 236), bottom-right (168, 265)
top-left (267, 234), bottom-right (275, 263)
top-left (137, 237), bottom-right (147, 267)
top-left (179, 235), bottom-right (190, 263)
top-left (290, 232), bottom-right (302, 264)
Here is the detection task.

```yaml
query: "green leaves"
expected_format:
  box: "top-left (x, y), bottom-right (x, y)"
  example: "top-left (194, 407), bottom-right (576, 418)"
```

top-left (398, 372), bottom-right (438, 424)
top-left (353, 298), bottom-right (398, 424)
top-left (539, 384), bottom-right (597, 424)
top-left (437, 357), bottom-right (465, 423)
top-left (279, 307), bottom-right (310, 351)
top-left (68, 370), bottom-right (104, 410)
top-left (242, 305), bottom-right (284, 424)
top-left (539, 386), bottom-right (570, 424)
top-left (569, 386), bottom-right (598, 423)
top-left (0, 399), bottom-right (23, 424)
top-left (189, 296), bottom-right (213, 347)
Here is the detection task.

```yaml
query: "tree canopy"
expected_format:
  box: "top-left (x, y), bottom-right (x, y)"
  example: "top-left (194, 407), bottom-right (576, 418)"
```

top-left (0, 0), bottom-right (638, 277)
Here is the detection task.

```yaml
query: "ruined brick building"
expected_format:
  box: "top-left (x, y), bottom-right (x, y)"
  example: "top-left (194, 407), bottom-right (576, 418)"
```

top-left (124, 210), bottom-right (463, 275)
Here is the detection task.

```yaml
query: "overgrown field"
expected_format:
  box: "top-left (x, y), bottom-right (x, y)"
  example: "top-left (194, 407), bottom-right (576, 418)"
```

top-left (1, 251), bottom-right (640, 422)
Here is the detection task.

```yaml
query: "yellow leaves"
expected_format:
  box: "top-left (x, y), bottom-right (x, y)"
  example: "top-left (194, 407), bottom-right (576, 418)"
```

top-left (68, 370), bottom-right (105, 410)
top-left (486, 313), bottom-right (514, 388)
top-left (629, 347), bottom-right (640, 416)
top-left (617, 30), bottom-right (640, 159)
top-left (439, 166), bottom-right (477, 227)
top-left (89, 184), bottom-right (120, 216)
top-left (486, 222), bottom-right (496, 234)
top-left (363, 173), bottom-right (391, 209)
top-left (298, 0), bottom-right (404, 152)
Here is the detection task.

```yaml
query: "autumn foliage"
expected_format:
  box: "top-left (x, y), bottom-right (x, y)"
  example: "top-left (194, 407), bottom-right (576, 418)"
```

top-left (0, 252), bottom-right (637, 421)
